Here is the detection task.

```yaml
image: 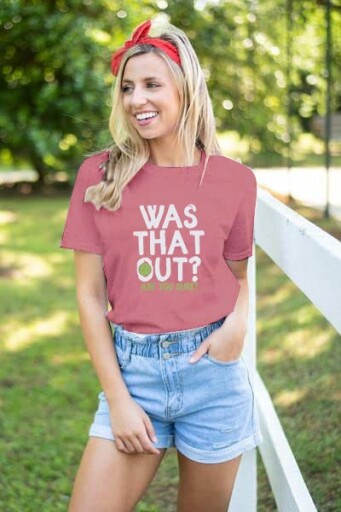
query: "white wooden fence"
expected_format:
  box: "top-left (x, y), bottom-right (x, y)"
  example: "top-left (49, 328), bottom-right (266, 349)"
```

top-left (229, 186), bottom-right (341, 511)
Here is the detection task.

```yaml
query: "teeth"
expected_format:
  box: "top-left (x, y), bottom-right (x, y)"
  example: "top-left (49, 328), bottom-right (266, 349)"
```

top-left (136, 112), bottom-right (158, 121)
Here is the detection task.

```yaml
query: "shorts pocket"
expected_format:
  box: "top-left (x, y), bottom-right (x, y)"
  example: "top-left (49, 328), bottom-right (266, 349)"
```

top-left (202, 352), bottom-right (242, 367)
top-left (114, 340), bottom-right (132, 371)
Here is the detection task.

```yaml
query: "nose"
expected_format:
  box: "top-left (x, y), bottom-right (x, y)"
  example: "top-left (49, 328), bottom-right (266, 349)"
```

top-left (130, 86), bottom-right (148, 108)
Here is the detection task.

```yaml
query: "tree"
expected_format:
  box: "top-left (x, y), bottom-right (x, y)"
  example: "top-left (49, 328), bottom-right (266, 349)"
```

top-left (1, 0), bottom-right (340, 179)
top-left (0, 0), bottom-right (150, 182)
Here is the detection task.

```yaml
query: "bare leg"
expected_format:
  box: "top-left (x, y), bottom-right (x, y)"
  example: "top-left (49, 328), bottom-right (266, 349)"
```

top-left (68, 437), bottom-right (167, 512)
top-left (176, 450), bottom-right (242, 512)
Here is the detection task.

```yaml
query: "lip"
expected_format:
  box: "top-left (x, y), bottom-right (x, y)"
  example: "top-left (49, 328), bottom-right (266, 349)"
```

top-left (134, 112), bottom-right (159, 127)
top-left (134, 110), bottom-right (158, 116)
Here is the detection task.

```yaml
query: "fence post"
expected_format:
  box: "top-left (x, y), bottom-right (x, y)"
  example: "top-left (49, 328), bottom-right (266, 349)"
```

top-left (228, 247), bottom-right (258, 511)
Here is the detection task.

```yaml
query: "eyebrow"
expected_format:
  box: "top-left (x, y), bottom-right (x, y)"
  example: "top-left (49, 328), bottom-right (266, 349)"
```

top-left (121, 76), bottom-right (162, 84)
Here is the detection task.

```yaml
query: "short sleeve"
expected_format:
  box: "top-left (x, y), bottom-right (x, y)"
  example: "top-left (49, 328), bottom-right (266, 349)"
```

top-left (60, 159), bottom-right (102, 255)
top-left (223, 172), bottom-right (257, 260)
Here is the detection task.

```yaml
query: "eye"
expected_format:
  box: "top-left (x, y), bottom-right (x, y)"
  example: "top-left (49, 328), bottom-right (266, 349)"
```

top-left (121, 85), bottom-right (132, 93)
top-left (147, 82), bottom-right (159, 88)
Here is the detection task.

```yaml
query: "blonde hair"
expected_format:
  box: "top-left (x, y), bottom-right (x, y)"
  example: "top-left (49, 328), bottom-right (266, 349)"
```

top-left (84, 18), bottom-right (221, 212)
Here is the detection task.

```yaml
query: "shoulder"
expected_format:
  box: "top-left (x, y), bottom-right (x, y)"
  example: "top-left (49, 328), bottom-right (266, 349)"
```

top-left (209, 154), bottom-right (256, 190)
top-left (76, 150), bottom-right (110, 183)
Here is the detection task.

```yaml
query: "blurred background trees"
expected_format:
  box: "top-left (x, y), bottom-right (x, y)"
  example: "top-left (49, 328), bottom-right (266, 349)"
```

top-left (0, 0), bottom-right (340, 182)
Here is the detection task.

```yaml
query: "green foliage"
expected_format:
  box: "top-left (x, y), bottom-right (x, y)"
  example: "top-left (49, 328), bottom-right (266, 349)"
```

top-left (194, 0), bottom-right (341, 156)
top-left (0, 0), bottom-right (153, 180)
top-left (1, 0), bottom-right (340, 179)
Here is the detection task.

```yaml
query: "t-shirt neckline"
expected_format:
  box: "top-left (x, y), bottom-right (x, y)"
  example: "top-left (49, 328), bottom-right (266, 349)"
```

top-left (142, 150), bottom-right (206, 176)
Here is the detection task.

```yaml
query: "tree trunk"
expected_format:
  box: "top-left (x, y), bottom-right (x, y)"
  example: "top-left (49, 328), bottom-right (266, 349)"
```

top-left (30, 151), bottom-right (47, 185)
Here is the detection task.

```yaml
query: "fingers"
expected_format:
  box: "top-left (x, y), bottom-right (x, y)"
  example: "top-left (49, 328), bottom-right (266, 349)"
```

top-left (114, 415), bottom-right (160, 455)
top-left (144, 416), bottom-right (158, 444)
top-left (115, 433), bottom-right (160, 455)
top-left (115, 437), bottom-right (130, 454)
top-left (189, 340), bottom-right (209, 364)
top-left (139, 430), bottom-right (160, 455)
top-left (123, 436), bottom-right (145, 454)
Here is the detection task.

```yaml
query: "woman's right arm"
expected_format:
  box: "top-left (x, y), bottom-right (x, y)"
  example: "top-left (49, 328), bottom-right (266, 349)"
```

top-left (73, 249), bottom-right (131, 405)
top-left (73, 250), bottom-right (160, 455)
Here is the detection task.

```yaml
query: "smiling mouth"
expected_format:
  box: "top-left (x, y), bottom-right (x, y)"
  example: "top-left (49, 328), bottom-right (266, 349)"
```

top-left (135, 111), bottom-right (159, 121)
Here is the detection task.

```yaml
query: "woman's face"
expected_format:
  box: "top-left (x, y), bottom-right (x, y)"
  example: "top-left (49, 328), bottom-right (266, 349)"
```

top-left (121, 52), bottom-right (181, 142)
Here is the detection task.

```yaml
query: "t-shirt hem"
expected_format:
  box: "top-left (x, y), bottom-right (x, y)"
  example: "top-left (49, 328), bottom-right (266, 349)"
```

top-left (60, 241), bottom-right (102, 255)
top-left (107, 313), bottom-right (233, 334)
top-left (223, 250), bottom-right (253, 260)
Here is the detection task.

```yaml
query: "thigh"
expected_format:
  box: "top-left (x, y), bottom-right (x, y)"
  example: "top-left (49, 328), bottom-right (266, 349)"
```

top-left (176, 451), bottom-right (242, 512)
top-left (68, 437), bottom-right (167, 512)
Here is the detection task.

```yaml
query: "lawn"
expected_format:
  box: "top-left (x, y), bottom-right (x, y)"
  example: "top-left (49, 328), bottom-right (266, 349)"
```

top-left (0, 190), bottom-right (340, 511)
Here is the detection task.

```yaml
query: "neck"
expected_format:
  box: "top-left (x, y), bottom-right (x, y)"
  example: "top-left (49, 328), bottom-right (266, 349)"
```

top-left (148, 139), bottom-right (201, 167)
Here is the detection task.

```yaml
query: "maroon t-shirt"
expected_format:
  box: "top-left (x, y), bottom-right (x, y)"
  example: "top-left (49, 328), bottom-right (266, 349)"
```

top-left (60, 150), bottom-right (257, 333)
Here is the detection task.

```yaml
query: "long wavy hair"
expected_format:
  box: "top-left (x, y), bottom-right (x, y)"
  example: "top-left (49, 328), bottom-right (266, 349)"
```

top-left (84, 18), bottom-right (221, 212)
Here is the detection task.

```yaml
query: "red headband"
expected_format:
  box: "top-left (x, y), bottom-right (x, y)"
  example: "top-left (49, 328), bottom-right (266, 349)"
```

top-left (111, 19), bottom-right (181, 76)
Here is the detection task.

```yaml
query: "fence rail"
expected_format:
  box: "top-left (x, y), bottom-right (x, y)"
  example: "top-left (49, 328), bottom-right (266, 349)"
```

top-left (255, 373), bottom-right (317, 512)
top-left (229, 186), bottom-right (341, 511)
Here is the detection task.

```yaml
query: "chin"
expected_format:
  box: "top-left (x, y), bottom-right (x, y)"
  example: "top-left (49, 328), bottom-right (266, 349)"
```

top-left (140, 133), bottom-right (158, 140)
top-left (141, 131), bottom-right (163, 140)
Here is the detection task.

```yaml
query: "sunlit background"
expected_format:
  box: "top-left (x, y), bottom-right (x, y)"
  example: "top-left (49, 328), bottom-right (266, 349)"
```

top-left (0, 2), bottom-right (340, 511)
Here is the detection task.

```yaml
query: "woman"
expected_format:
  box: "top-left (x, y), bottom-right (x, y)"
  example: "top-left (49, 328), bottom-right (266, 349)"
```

top-left (60, 18), bottom-right (262, 512)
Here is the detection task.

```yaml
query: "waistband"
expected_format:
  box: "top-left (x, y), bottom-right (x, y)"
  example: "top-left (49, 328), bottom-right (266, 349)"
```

top-left (112, 317), bottom-right (226, 358)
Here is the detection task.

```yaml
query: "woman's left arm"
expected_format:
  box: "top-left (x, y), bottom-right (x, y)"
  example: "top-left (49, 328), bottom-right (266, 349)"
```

top-left (222, 257), bottom-right (250, 327)
top-left (189, 258), bottom-right (250, 364)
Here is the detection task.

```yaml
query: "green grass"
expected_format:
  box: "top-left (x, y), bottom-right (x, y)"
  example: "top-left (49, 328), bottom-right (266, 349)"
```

top-left (0, 192), bottom-right (340, 511)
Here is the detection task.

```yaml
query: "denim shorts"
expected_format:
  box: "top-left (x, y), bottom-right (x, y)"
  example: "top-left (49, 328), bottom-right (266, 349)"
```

top-left (88, 316), bottom-right (263, 464)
